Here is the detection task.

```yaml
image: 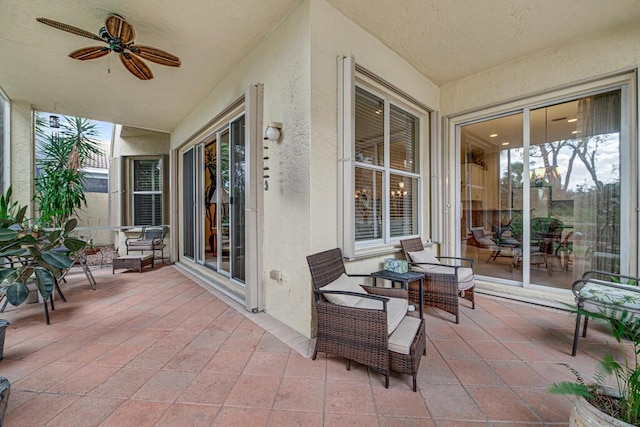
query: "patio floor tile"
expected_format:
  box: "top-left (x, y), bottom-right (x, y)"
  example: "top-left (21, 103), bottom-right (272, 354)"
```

top-left (99, 400), bottom-right (171, 427)
top-left (325, 380), bottom-right (376, 415)
top-left (154, 403), bottom-right (220, 426)
top-left (44, 396), bottom-right (124, 426)
top-left (2, 265), bottom-right (631, 425)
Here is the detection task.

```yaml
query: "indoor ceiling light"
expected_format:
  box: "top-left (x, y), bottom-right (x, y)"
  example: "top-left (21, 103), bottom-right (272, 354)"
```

top-left (501, 142), bottom-right (509, 146)
top-left (567, 118), bottom-right (577, 123)
top-left (490, 133), bottom-right (498, 138)
top-left (571, 130), bottom-right (578, 134)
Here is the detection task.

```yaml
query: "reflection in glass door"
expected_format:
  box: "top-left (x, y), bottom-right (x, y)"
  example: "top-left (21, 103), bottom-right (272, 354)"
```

top-left (461, 113), bottom-right (524, 285)
top-left (229, 116), bottom-right (246, 282)
top-left (460, 89), bottom-right (624, 290)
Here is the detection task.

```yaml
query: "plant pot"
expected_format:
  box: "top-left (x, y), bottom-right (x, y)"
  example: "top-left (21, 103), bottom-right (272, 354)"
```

top-left (0, 319), bottom-right (8, 360)
top-left (0, 377), bottom-right (9, 426)
top-left (570, 387), bottom-right (635, 426)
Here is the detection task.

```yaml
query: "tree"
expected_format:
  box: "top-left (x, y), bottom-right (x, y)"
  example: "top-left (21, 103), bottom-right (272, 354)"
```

top-left (34, 115), bottom-right (101, 227)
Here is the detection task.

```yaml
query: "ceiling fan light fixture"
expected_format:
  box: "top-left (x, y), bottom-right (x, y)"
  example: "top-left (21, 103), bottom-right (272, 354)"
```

top-left (37, 14), bottom-right (180, 80)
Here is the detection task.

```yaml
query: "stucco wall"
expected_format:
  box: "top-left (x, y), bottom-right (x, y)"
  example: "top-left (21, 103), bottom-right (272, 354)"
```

top-left (112, 125), bottom-right (170, 157)
top-left (10, 101), bottom-right (34, 214)
top-left (171, 1), bottom-right (312, 335)
top-left (440, 20), bottom-right (640, 116)
top-left (75, 193), bottom-right (112, 246)
top-left (112, 125), bottom-right (171, 256)
top-left (172, 0), bottom-right (441, 337)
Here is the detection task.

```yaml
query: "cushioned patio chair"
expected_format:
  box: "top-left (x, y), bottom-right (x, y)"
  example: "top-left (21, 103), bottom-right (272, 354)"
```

top-left (400, 238), bottom-right (475, 324)
top-left (570, 270), bottom-right (640, 356)
top-left (125, 226), bottom-right (167, 267)
top-left (306, 248), bottom-right (426, 391)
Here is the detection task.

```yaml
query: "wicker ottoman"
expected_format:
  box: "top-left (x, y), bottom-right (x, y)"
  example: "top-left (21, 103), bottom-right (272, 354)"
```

top-left (112, 255), bottom-right (153, 274)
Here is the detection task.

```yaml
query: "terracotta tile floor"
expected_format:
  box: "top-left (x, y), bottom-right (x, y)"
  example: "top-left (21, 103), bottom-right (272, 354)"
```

top-left (0, 265), bottom-right (631, 426)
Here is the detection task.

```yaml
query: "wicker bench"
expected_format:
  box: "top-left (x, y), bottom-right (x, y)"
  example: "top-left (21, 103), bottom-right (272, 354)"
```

top-left (112, 255), bottom-right (153, 274)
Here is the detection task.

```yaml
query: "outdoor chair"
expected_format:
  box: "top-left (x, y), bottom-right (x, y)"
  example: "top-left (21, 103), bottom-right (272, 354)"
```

top-left (57, 245), bottom-right (97, 290)
top-left (125, 226), bottom-right (167, 267)
top-left (469, 227), bottom-right (517, 263)
top-left (400, 238), bottom-right (475, 324)
top-left (570, 270), bottom-right (640, 356)
top-left (306, 248), bottom-right (426, 391)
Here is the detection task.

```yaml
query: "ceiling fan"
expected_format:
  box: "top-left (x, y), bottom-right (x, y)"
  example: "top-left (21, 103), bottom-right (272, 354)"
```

top-left (36, 14), bottom-right (181, 80)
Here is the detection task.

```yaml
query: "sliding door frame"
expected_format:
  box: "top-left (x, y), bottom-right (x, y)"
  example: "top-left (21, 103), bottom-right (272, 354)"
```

top-left (445, 71), bottom-right (637, 287)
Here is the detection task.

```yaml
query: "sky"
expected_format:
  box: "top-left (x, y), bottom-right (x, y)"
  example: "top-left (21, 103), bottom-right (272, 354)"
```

top-left (39, 111), bottom-right (114, 145)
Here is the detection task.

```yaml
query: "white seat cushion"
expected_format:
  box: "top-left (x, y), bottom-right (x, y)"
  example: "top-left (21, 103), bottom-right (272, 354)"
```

top-left (578, 281), bottom-right (640, 319)
top-left (407, 249), bottom-right (440, 271)
top-left (388, 316), bottom-right (421, 355)
top-left (413, 264), bottom-right (475, 291)
top-left (355, 296), bottom-right (409, 334)
top-left (319, 273), bottom-right (367, 307)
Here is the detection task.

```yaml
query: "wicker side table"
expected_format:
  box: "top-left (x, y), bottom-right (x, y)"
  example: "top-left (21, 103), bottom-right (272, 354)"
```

top-left (112, 255), bottom-right (153, 274)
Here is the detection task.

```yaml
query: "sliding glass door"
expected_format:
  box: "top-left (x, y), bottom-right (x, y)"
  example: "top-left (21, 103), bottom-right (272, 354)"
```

top-left (459, 87), bottom-right (626, 289)
top-left (182, 114), bottom-right (246, 284)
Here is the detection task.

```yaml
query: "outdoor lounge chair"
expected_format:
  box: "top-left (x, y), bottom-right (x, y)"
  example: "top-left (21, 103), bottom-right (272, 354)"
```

top-left (400, 238), bottom-right (475, 324)
top-left (306, 248), bottom-right (426, 391)
top-left (570, 270), bottom-right (640, 356)
top-left (125, 226), bottom-right (167, 267)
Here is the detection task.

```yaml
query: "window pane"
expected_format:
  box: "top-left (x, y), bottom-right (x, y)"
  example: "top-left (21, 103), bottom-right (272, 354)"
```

top-left (390, 174), bottom-right (418, 237)
top-left (390, 105), bottom-right (418, 173)
top-left (530, 91), bottom-right (621, 281)
top-left (134, 194), bottom-right (162, 226)
top-left (355, 87), bottom-right (384, 166)
top-left (134, 159), bottom-right (161, 192)
top-left (355, 167), bottom-right (382, 241)
top-left (183, 149), bottom-right (195, 258)
top-left (83, 176), bottom-right (108, 193)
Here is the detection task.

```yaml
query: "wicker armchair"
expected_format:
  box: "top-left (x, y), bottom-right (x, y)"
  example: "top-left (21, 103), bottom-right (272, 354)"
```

top-left (125, 226), bottom-right (167, 267)
top-left (306, 248), bottom-right (426, 391)
top-left (400, 238), bottom-right (475, 324)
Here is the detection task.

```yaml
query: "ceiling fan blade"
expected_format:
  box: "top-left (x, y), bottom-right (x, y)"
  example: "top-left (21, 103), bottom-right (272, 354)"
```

top-left (69, 46), bottom-right (111, 60)
top-left (105, 14), bottom-right (135, 44)
top-left (36, 18), bottom-right (104, 42)
top-left (130, 45), bottom-right (181, 67)
top-left (120, 52), bottom-right (153, 80)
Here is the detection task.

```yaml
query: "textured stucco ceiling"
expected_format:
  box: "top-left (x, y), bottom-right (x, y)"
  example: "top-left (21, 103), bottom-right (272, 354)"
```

top-left (0, 0), bottom-right (303, 132)
top-left (2, 0), bottom-right (640, 132)
top-left (328, 0), bottom-right (640, 85)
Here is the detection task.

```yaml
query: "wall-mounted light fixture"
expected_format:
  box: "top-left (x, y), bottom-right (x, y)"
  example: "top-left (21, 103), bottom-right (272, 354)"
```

top-left (49, 115), bottom-right (60, 128)
top-left (262, 122), bottom-right (282, 191)
top-left (263, 122), bottom-right (282, 141)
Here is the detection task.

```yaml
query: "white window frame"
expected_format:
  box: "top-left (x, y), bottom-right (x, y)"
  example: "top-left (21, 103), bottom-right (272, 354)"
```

top-left (131, 157), bottom-right (163, 226)
top-left (338, 56), bottom-right (430, 258)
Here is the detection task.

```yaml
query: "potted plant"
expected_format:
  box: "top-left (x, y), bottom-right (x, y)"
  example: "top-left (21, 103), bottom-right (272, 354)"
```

top-left (0, 218), bottom-right (86, 311)
top-left (549, 307), bottom-right (640, 426)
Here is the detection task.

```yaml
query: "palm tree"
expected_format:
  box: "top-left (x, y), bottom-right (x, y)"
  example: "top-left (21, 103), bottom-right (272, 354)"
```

top-left (35, 114), bottom-right (102, 227)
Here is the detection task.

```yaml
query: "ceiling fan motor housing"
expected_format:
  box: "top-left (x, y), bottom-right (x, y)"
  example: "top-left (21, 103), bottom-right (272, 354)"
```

top-left (99, 27), bottom-right (125, 53)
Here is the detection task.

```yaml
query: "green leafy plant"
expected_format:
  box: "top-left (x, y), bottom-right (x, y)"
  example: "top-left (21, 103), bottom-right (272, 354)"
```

top-left (34, 114), bottom-right (101, 228)
top-left (0, 218), bottom-right (86, 306)
top-left (0, 187), bottom-right (25, 225)
top-left (549, 307), bottom-right (640, 424)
